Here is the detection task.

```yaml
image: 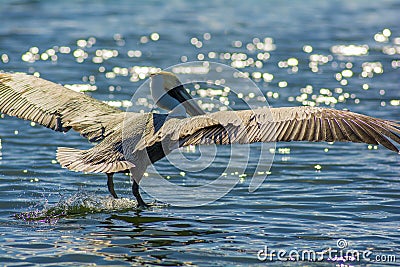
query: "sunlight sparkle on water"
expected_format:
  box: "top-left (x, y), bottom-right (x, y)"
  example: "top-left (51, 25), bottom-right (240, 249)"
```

top-left (9, 30), bottom-right (400, 115)
top-left (390, 100), bottom-right (400, 106)
top-left (374, 28), bottom-right (391, 43)
top-left (303, 45), bottom-right (313, 53)
top-left (331, 45), bottom-right (369, 56)
top-left (104, 100), bottom-right (133, 108)
top-left (361, 62), bottom-right (383, 77)
top-left (150, 32), bottom-right (160, 41)
top-left (64, 84), bottom-right (97, 92)
top-left (392, 60), bottom-right (400, 68)
top-left (1, 54), bottom-right (9, 63)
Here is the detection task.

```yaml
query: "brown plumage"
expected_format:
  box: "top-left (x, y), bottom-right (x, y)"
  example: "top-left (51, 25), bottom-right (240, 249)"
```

top-left (1, 71), bottom-right (399, 207)
top-left (0, 72), bottom-right (124, 141)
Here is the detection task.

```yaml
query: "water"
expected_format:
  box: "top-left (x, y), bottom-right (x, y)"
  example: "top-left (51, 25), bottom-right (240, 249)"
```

top-left (1, 0), bottom-right (400, 265)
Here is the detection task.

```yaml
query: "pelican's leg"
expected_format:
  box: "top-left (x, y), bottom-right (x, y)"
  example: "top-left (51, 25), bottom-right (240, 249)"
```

top-left (130, 166), bottom-right (148, 208)
top-left (107, 173), bottom-right (118, 198)
top-left (132, 180), bottom-right (148, 208)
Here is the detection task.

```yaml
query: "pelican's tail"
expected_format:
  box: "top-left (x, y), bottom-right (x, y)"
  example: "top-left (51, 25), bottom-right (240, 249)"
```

top-left (56, 147), bottom-right (134, 173)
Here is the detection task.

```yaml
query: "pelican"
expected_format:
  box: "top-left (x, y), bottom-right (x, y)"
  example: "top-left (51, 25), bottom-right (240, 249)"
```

top-left (0, 71), bottom-right (399, 207)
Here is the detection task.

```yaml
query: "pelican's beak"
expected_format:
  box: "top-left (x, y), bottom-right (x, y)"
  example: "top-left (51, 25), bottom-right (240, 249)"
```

top-left (167, 85), bottom-right (205, 116)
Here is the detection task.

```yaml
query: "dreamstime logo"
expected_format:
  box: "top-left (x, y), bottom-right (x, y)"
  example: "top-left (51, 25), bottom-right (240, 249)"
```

top-left (122, 61), bottom-right (275, 206)
top-left (257, 239), bottom-right (397, 263)
top-left (336, 238), bottom-right (348, 249)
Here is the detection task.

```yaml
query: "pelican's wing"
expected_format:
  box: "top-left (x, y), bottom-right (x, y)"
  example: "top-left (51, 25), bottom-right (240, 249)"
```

top-left (0, 72), bottom-right (124, 141)
top-left (56, 112), bottom-right (154, 173)
top-left (142, 106), bottom-right (400, 153)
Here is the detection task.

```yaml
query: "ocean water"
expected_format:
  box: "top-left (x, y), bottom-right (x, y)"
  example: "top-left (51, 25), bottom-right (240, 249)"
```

top-left (0, 0), bottom-right (399, 266)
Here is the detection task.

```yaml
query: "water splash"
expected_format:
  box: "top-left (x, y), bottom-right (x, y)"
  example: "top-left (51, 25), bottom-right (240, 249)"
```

top-left (14, 191), bottom-right (138, 223)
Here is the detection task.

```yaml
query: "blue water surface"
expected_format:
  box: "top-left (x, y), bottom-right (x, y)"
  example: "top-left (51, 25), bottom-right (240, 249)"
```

top-left (0, 0), bottom-right (399, 266)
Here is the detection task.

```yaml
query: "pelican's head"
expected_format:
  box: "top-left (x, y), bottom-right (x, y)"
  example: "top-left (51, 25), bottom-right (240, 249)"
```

top-left (150, 71), bottom-right (205, 116)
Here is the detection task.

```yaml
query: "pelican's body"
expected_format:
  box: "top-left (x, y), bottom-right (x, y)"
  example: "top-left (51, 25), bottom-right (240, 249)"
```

top-left (0, 71), bottom-right (399, 207)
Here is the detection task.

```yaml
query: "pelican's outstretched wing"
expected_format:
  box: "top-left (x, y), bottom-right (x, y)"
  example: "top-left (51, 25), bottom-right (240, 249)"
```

top-left (142, 106), bottom-right (400, 153)
top-left (0, 72), bottom-right (124, 141)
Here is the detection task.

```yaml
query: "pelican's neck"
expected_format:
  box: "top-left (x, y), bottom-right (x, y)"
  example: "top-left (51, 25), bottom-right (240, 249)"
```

top-left (150, 74), bottom-right (165, 105)
top-left (150, 74), bottom-right (180, 112)
top-left (168, 104), bottom-right (188, 118)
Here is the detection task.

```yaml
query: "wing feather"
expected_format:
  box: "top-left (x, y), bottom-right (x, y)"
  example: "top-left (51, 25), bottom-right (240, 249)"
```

top-left (0, 72), bottom-right (124, 141)
top-left (141, 106), bottom-right (400, 153)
